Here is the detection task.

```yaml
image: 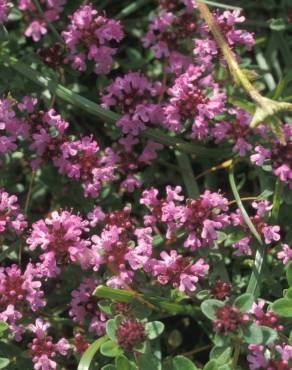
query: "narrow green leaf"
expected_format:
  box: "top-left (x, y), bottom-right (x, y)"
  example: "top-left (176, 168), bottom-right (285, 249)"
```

top-left (175, 151), bottom-right (199, 198)
top-left (101, 366), bottom-right (116, 370)
top-left (201, 300), bottom-right (224, 320)
top-left (234, 293), bottom-right (254, 312)
top-left (272, 179), bottom-right (282, 220)
top-left (78, 336), bottom-right (108, 370)
top-left (287, 262), bottom-right (292, 287)
top-left (116, 0), bottom-right (149, 19)
top-left (229, 165), bottom-right (265, 298)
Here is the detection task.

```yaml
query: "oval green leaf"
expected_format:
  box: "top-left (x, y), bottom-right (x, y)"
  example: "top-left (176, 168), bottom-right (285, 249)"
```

top-left (201, 300), bottom-right (224, 320)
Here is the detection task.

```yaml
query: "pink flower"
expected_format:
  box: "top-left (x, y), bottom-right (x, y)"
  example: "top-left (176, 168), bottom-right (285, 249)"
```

top-left (28, 318), bottom-right (69, 370)
top-left (251, 124), bottom-right (292, 188)
top-left (18, 0), bottom-right (66, 41)
top-left (101, 72), bottom-right (164, 136)
top-left (0, 0), bottom-right (8, 22)
top-left (233, 237), bottom-right (252, 256)
top-left (54, 136), bottom-right (116, 198)
top-left (195, 10), bottom-right (254, 68)
top-left (0, 264), bottom-right (45, 340)
top-left (164, 65), bottom-right (225, 138)
top-left (247, 345), bottom-right (268, 370)
top-left (277, 244), bottom-right (292, 265)
top-left (146, 250), bottom-right (208, 292)
top-left (69, 278), bottom-right (107, 335)
top-left (27, 210), bottom-right (90, 276)
top-left (62, 4), bottom-right (123, 74)
top-left (0, 189), bottom-right (27, 234)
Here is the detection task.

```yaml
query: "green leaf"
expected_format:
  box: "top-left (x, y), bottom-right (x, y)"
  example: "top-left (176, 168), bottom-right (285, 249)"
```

top-left (0, 323), bottom-right (8, 337)
top-left (145, 321), bottom-right (165, 340)
top-left (272, 298), bottom-right (292, 317)
top-left (196, 290), bottom-right (210, 300)
top-left (98, 300), bottom-right (113, 315)
top-left (286, 287), bottom-right (292, 299)
top-left (261, 326), bottom-right (278, 345)
top-left (239, 324), bottom-right (263, 344)
top-left (204, 360), bottom-right (219, 370)
top-left (209, 346), bottom-right (232, 365)
top-left (101, 366), bottom-right (116, 370)
top-left (138, 350), bottom-right (161, 370)
top-left (78, 336), bottom-right (108, 370)
top-left (100, 340), bottom-right (123, 358)
top-left (0, 358), bottom-right (9, 369)
top-left (175, 151), bottom-right (199, 198)
top-left (287, 262), bottom-right (292, 287)
top-left (201, 300), bottom-right (224, 320)
top-left (115, 355), bottom-right (131, 370)
top-left (218, 365), bottom-right (232, 370)
top-left (234, 293), bottom-right (254, 312)
top-left (269, 18), bottom-right (287, 31)
top-left (172, 356), bottom-right (199, 370)
top-left (106, 319), bottom-right (117, 341)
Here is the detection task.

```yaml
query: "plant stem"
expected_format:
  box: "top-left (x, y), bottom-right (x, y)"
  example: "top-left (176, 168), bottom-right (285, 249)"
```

top-left (272, 179), bottom-right (282, 220)
top-left (228, 164), bottom-right (265, 298)
top-left (232, 339), bottom-right (241, 369)
top-left (196, 2), bottom-right (262, 105)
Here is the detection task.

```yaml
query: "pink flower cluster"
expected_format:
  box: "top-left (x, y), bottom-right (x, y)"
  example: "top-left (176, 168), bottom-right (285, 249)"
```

top-left (69, 278), bottom-right (107, 335)
top-left (17, 0), bottom-right (66, 41)
top-left (145, 250), bottom-right (209, 293)
top-left (0, 264), bottom-right (45, 340)
top-left (194, 10), bottom-right (254, 68)
top-left (248, 344), bottom-right (292, 370)
top-left (0, 0), bottom-right (8, 22)
top-left (0, 189), bottom-right (27, 234)
top-left (101, 72), bottom-right (164, 135)
top-left (141, 186), bottom-right (229, 250)
top-left (163, 65), bottom-right (226, 138)
top-left (27, 210), bottom-right (91, 277)
top-left (251, 124), bottom-right (292, 189)
top-left (62, 3), bottom-right (124, 74)
top-left (28, 318), bottom-right (69, 370)
top-left (231, 201), bottom-right (280, 256)
top-left (91, 207), bottom-right (153, 287)
top-left (0, 96), bottom-right (117, 198)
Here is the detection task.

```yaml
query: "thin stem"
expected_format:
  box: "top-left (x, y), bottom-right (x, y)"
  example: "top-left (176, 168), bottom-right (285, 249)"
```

top-left (24, 170), bottom-right (36, 215)
top-left (272, 179), bottom-right (282, 220)
top-left (228, 164), bottom-right (265, 298)
top-left (195, 159), bottom-right (233, 180)
top-left (181, 344), bottom-right (212, 357)
top-left (196, 2), bottom-right (262, 105)
top-left (228, 197), bottom-right (259, 206)
top-left (232, 339), bottom-right (241, 369)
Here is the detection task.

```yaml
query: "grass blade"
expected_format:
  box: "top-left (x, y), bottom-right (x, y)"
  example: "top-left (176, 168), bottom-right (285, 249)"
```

top-left (78, 336), bottom-right (108, 370)
top-left (228, 165), bottom-right (265, 297)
